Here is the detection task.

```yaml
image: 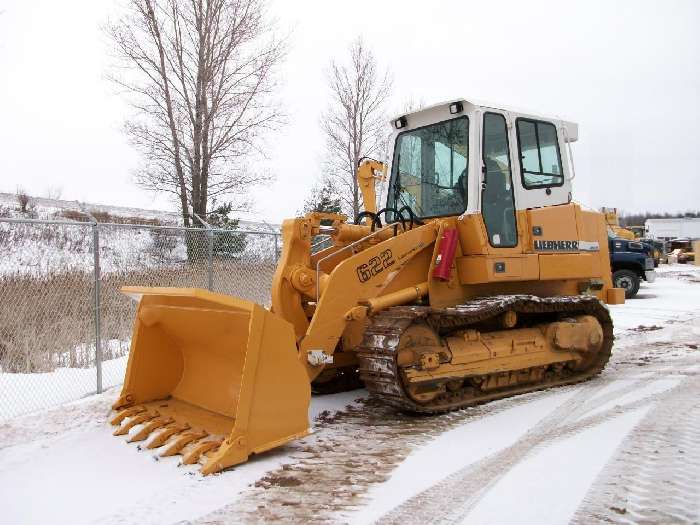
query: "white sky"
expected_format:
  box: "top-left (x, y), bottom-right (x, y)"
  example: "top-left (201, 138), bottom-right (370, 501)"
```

top-left (0, 0), bottom-right (698, 223)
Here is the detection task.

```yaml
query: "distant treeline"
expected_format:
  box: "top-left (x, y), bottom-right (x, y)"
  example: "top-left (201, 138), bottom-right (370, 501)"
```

top-left (619, 211), bottom-right (700, 227)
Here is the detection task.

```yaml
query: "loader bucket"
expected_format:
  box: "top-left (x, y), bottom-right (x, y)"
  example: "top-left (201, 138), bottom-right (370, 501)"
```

top-left (111, 287), bottom-right (311, 475)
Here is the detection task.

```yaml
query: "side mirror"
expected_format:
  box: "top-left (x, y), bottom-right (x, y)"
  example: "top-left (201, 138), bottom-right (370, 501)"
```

top-left (357, 158), bottom-right (387, 215)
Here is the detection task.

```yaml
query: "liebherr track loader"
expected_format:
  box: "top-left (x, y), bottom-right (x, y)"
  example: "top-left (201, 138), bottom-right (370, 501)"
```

top-left (111, 99), bottom-right (625, 475)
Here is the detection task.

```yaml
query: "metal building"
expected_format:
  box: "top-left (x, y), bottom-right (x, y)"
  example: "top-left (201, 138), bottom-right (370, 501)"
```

top-left (645, 218), bottom-right (700, 240)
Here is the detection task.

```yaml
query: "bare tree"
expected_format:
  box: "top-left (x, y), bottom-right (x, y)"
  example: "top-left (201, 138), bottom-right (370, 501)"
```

top-left (401, 96), bottom-right (426, 114)
top-left (106, 0), bottom-right (285, 226)
top-left (44, 185), bottom-right (63, 200)
top-left (321, 38), bottom-right (392, 218)
top-left (15, 187), bottom-right (30, 214)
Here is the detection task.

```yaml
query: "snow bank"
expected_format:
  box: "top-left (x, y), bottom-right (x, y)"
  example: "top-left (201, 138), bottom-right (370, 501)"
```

top-left (0, 194), bottom-right (281, 278)
top-left (0, 219), bottom-right (279, 277)
top-left (0, 354), bottom-right (128, 421)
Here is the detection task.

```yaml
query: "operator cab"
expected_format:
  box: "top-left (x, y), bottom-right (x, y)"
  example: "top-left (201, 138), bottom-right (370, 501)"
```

top-left (382, 99), bottom-right (578, 248)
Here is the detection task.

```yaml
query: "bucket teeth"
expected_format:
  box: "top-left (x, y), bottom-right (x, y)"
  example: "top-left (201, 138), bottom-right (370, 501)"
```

top-left (147, 423), bottom-right (190, 449)
top-left (160, 430), bottom-right (208, 457)
top-left (181, 439), bottom-right (223, 465)
top-left (127, 416), bottom-right (175, 443)
top-left (109, 406), bottom-right (146, 426)
top-left (113, 411), bottom-right (159, 436)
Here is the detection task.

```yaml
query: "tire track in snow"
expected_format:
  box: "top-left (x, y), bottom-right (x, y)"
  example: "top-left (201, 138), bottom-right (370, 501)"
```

top-left (197, 318), bottom-right (699, 524)
top-left (374, 357), bottom-right (699, 525)
top-left (195, 389), bottom-right (570, 524)
top-left (570, 374), bottom-right (700, 525)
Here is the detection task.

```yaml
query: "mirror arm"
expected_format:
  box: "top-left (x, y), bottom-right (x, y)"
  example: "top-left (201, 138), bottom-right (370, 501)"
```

top-left (356, 158), bottom-right (387, 215)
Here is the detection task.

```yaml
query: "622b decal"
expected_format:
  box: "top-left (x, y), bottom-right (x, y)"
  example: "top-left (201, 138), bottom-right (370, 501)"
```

top-left (356, 249), bottom-right (395, 283)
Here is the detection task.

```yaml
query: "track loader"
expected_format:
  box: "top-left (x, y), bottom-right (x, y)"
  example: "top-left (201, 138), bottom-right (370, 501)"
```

top-left (111, 99), bottom-right (625, 475)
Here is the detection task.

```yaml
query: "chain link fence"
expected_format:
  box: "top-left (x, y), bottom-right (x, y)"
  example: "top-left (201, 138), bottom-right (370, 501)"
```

top-left (0, 216), bottom-right (281, 421)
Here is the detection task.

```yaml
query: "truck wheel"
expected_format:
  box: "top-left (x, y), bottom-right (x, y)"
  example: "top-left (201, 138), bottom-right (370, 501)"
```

top-left (613, 269), bottom-right (640, 299)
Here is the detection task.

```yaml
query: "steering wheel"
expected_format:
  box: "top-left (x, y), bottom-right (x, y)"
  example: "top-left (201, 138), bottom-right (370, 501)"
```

top-left (398, 205), bottom-right (423, 228)
top-left (371, 207), bottom-right (407, 232)
top-left (354, 211), bottom-right (377, 226)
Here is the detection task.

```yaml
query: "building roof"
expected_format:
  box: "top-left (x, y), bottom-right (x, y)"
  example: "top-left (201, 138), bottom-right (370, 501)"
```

top-left (645, 217), bottom-right (700, 224)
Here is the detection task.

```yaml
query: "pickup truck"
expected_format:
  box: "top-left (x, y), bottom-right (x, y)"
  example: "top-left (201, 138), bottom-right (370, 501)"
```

top-left (609, 237), bottom-right (656, 298)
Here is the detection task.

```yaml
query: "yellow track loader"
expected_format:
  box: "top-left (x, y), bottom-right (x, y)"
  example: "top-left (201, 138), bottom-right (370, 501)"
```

top-left (602, 207), bottom-right (636, 240)
top-left (111, 99), bottom-right (625, 475)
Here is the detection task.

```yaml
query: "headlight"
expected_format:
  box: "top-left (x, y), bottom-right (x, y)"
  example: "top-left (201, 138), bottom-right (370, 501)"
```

top-left (449, 101), bottom-right (464, 114)
top-left (645, 257), bottom-right (655, 270)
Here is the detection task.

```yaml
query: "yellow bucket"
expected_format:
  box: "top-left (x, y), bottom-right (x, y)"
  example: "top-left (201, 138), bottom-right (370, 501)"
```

top-left (111, 287), bottom-right (310, 475)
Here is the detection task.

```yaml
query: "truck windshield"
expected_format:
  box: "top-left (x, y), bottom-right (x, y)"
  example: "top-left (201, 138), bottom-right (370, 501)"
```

top-left (387, 117), bottom-right (469, 218)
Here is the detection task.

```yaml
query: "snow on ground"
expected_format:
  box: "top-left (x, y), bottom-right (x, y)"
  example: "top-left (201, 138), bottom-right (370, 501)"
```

top-left (609, 264), bottom-right (700, 331)
top-left (0, 402), bottom-right (294, 525)
top-left (352, 267), bottom-right (700, 525)
top-left (351, 390), bottom-right (579, 524)
top-left (0, 388), bottom-right (363, 525)
top-left (0, 349), bottom-right (127, 421)
top-left (653, 262), bottom-right (700, 275)
top-left (0, 192), bottom-right (277, 232)
top-left (460, 405), bottom-right (652, 525)
top-left (0, 266), bottom-right (698, 524)
top-left (353, 268), bottom-right (700, 523)
top-left (0, 193), bottom-right (182, 224)
top-left (0, 218), bottom-right (278, 277)
top-left (0, 193), bottom-right (281, 277)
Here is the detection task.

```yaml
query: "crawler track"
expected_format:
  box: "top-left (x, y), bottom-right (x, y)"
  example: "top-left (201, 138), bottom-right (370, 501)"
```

top-left (357, 295), bottom-right (614, 414)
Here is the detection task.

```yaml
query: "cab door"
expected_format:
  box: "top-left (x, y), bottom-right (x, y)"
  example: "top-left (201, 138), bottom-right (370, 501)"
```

top-left (480, 111), bottom-right (518, 249)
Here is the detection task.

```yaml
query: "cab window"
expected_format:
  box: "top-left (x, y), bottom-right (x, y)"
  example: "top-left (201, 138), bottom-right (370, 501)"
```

top-left (482, 112), bottom-right (517, 247)
top-left (387, 117), bottom-right (468, 218)
top-left (516, 118), bottom-right (564, 188)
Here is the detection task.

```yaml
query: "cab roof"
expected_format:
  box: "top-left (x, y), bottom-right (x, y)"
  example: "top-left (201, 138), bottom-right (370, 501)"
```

top-left (392, 98), bottom-right (579, 142)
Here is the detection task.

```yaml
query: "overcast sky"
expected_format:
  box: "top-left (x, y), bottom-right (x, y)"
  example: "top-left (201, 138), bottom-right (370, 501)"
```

top-left (0, 0), bottom-right (698, 223)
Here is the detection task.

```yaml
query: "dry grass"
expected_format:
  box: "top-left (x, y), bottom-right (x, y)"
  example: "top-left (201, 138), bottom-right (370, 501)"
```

top-left (0, 260), bottom-right (276, 373)
top-left (58, 209), bottom-right (164, 226)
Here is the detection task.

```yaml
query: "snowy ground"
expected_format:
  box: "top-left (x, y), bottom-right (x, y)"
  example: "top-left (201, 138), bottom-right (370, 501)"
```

top-left (0, 265), bottom-right (698, 524)
top-left (0, 193), bottom-right (281, 277)
top-left (0, 352), bottom-right (127, 421)
top-left (0, 192), bottom-right (277, 232)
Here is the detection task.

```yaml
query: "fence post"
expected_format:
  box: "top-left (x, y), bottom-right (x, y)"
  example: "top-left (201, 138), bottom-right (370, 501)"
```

top-left (207, 230), bottom-right (214, 290)
top-left (193, 213), bottom-right (213, 291)
top-left (83, 208), bottom-right (102, 394)
top-left (274, 234), bottom-right (279, 261)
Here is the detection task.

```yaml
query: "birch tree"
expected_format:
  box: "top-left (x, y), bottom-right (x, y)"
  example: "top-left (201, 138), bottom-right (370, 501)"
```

top-left (107, 0), bottom-right (285, 226)
top-left (321, 38), bottom-right (392, 218)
